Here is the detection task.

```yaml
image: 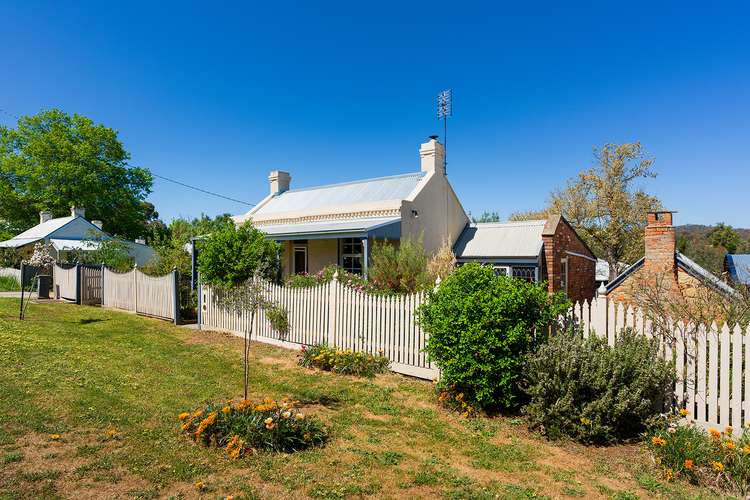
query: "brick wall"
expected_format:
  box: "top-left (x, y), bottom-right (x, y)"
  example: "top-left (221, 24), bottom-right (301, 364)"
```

top-left (541, 216), bottom-right (597, 303)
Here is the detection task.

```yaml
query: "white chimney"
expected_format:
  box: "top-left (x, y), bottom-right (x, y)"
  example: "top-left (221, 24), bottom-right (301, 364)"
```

top-left (135, 238), bottom-right (146, 245)
top-left (39, 211), bottom-right (55, 224)
top-left (71, 206), bottom-right (86, 218)
top-left (268, 170), bottom-right (291, 195)
top-left (419, 136), bottom-right (446, 175)
top-left (92, 220), bottom-right (103, 230)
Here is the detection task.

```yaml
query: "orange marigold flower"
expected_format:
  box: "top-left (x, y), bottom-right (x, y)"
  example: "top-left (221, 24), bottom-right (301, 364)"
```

top-left (664, 468), bottom-right (674, 481)
top-left (712, 461), bottom-right (724, 472)
top-left (744, 445), bottom-right (750, 455)
top-left (684, 459), bottom-right (694, 470)
top-left (651, 436), bottom-right (666, 447)
top-left (49, 434), bottom-right (61, 440)
top-left (222, 406), bottom-right (231, 414)
top-left (708, 428), bottom-right (721, 439)
top-left (194, 481), bottom-right (205, 491)
top-left (725, 426), bottom-right (734, 435)
top-left (725, 440), bottom-right (736, 450)
top-left (178, 412), bottom-right (190, 421)
top-left (679, 408), bottom-right (690, 417)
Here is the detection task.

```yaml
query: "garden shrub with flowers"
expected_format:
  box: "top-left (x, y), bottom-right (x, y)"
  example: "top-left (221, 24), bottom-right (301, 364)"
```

top-left (646, 411), bottom-right (750, 494)
top-left (298, 344), bottom-right (389, 378)
top-left (523, 328), bottom-right (673, 444)
top-left (179, 397), bottom-right (327, 455)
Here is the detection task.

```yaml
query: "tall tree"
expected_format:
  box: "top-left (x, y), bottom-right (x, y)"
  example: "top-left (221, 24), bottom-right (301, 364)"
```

top-left (511, 142), bottom-right (661, 279)
top-left (0, 109), bottom-right (153, 239)
top-left (471, 211), bottom-right (501, 223)
top-left (708, 223), bottom-right (742, 254)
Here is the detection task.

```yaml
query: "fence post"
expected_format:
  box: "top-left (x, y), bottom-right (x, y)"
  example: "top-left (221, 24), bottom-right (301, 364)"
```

top-left (100, 264), bottom-right (105, 307)
top-left (75, 263), bottom-right (81, 305)
top-left (172, 267), bottom-right (179, 326)
top-left (327, 272), bottom-right (339, 346)
top-left (197, 272), bottom-right (202, 331)
top-left (133, 264), bottom-right (138, 313)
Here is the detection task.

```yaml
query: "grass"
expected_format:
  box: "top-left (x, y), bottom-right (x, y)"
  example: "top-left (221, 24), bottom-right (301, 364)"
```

top-left (0, 299), bottom-right (728, 498)
top-left (0, 275), bottom-right (20, 291)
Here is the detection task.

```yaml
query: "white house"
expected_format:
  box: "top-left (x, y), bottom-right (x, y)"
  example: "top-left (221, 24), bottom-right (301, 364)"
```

top-left (0, 206), bottom-right (155, 266)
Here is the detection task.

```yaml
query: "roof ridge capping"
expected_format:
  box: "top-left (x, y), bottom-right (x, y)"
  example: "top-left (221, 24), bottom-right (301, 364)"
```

top-left (278, 171), bottom-right (424, 195)
top-left (471, 220), bottom-right (547, 227)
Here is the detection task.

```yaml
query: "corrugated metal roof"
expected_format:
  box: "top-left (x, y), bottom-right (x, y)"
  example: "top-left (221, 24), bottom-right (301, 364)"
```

top-left (259, 217), bottom-right (400, 237)
top-left (253, 172), bottom-right (424, 216)
top-left (13, 216), bottom-right (76, 240)
top-left (50, 239), bottom-right (102, 251)
top-left (726, 254), bottom-right (750, 285)
top-left (453, 220), bottom-right (546, 259)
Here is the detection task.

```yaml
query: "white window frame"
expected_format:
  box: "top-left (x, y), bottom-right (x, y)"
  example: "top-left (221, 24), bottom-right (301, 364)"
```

top-left (560, 257), bottom-right (569, 293)
top-left (340, 238), bottom-right (363, 275)
top-left (492, 265), bottom-right (511, 276)
top-left (293, 245), bottom-right (308, 275)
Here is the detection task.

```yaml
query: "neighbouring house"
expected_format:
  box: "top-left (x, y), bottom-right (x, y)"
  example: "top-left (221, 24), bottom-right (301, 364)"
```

top-left (725, 254), bottom-right (750, 286)
top-left (452, 216), bottom-right (597, 303)
top-left (233, 137), bottom-right (469, 278)
top-left (0, 206), bottom-right (155, 266)
top-left (232, 136), bottom-right (597, 301)
top-left (606, 211), bottom-right (734, 302)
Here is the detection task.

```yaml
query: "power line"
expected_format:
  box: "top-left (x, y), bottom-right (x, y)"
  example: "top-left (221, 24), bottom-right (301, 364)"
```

top-left (150, 172), bottom-right (255, 207)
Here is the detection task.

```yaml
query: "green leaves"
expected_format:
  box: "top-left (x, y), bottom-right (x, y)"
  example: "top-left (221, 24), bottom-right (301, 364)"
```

top-left (417, 263), bottom-right (569, 410)
top-left (0, 109), bottom-right (153, 239)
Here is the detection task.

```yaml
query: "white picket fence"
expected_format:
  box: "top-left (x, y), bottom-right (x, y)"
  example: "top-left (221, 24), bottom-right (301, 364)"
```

top-left (200, 277), bottom-right (436, 380)
top-left (53, 264), bottom-right (78, 301)
top-left (102, 267), bottom-right (177, 322)
top-left (572, 298), bottom-right (750, 436)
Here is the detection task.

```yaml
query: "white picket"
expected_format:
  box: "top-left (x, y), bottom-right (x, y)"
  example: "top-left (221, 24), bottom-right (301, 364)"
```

top-left (731, 325), bottom-right (743, 430)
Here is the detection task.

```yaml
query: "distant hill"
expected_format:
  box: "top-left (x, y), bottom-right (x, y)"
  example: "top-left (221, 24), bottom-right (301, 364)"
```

top-left (675, 224), bottom-right (750, 276)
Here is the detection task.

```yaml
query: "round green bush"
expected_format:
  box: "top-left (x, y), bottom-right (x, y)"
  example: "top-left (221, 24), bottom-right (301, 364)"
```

top-left (523, 328), bottom-right (674, 444)
top-left (417, 263), bottom-right (569, 411)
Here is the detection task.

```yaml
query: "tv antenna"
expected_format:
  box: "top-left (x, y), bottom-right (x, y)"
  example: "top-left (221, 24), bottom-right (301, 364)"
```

top-left (437, 88), bottom-right (453, 173)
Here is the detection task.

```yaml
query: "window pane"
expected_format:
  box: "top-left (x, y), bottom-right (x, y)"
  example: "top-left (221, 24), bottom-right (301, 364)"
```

top-left (512, 266), bottom-right (536, 282)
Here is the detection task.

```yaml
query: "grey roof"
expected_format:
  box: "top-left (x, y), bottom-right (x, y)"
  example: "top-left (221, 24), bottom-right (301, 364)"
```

top-left (726, 254), bottom-right (750, 285)
top-left (453, 220), bottom-right (546, 259)
top-left (49, 239), bottom-right (101, 251)
top-left (259, 216), bottom-right (400, 239)
top-left (0, 216), bottom-right (77, 248)
top-left (606, 252), bottom-right (736, 296)
top-left (253, 172), bottom-right (424, 217)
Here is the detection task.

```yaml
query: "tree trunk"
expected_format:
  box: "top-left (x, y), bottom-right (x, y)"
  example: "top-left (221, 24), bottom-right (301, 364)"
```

top-left (243, 308), bottom-right (257, 400)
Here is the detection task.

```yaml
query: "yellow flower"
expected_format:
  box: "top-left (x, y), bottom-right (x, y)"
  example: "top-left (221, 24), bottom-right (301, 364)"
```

top-left (181, 422), bottom-right (191, 431)
top-left (709, 428), bottom-right (721, 439)
top-left (664, 468), bottom-right (674, 481)
top-left (194, 481), bottom-right (205, 491)
top-left (679, 408), bottom-right (689, 417)
top-left (222, 406), bottom-right (231, 414)
top-left (236, 399), bottom-right (253, 412)
top-left (743, 445), bottom-right (750, 455)
top-left (712, 461), bottom-right (724, 472)
top-left (264, 417), bottom-right (275, 430)
top-left (105, 425), bottom-right (118, 438)
top-left (725, 440), bottom-right (736, 450)
top-left (193, 409), bottom-right (204, 418)
top-left (651, 436), bottom-right (666, 447)
top-left (49, 434), bottom-right (61, 440)
top-left (684, 459), bottom-right (694, 470)
top-left (580, 417), bottom-right (591, 426)
top-left (178, 412), bottom-right (190, 421)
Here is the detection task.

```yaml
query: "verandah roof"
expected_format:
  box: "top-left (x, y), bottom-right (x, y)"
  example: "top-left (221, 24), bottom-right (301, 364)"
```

top-left (258, 216), bottom-right (401, 241)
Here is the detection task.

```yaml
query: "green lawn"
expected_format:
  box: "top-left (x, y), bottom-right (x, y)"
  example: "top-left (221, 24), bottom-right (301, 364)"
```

top-left (0, 299), bottom-right (723, 499)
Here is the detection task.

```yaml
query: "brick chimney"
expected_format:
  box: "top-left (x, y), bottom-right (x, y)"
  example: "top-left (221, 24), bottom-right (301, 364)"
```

top-left (70, 206), bottom-right (86, 218)
top-left (419, 136), bottom-right (446, 175)
top-left (644, 211), bottom-right (676, 275)
top-left (268, 171), bottom-right (291, 195)
top-left (39, 211), bottom-right (55, 224)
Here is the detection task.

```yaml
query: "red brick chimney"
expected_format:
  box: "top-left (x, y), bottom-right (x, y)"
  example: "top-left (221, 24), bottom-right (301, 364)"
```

top-left (644, 211), bottom-right (676, 276)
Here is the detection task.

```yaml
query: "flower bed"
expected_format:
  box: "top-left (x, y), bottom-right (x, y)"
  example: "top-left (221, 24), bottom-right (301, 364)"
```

top-left (298, 344), bottom-right (389, 378)
top-left (646, 410), bottom-right (750, 494)
top-left (179, 398), bottom-right (327, 455)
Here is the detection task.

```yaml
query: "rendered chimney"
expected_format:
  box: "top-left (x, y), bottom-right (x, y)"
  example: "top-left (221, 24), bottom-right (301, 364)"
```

top-left (135, 238), bottom-right (146, 245)
top-left (70, 206), bottom-right (86, 218)
top-left (419, 136), bottom-right (446, 175)
top-left (39, 211), bottom-right (55, 224)
top-left (92, 220), bottom-right (104, 230)
top-left (644, 211), bottom-right (676, 275)
top-left (268, 171), bottom-right (291, 195)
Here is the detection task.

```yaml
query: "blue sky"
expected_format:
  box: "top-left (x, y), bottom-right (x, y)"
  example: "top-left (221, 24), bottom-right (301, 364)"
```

top-left (2, 2), bottom-right (748, 227)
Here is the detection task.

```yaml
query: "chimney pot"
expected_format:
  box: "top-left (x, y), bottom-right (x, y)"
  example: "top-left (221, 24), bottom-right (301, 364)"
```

top-left (39, 211), bottom-right (55, 224)
top-left (268, 170), bottom-right (291, 195)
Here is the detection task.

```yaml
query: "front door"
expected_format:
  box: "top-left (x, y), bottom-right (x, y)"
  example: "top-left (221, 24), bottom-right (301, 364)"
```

top-left (293, 246), bottom-right (307, 275)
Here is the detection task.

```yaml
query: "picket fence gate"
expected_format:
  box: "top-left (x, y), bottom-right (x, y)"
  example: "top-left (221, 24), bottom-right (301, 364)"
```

top-left (571, 297), bottom-right (750, 436)
top-left (101, 267), bottom-right (178, 322)
top-left (200, 276), bottom-right (437, 380)
top-left (53, 264), bottom-right (78, 301)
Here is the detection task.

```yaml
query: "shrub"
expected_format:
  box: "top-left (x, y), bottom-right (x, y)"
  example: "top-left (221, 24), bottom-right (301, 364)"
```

top-left (523, 328), bottom-right (674, 444)
top-left (368, 237), bottom-right (432, 293)
top-left (0, 275), bottom-right (20, 292)
top-left (646, 414), bottom-right (750, 493)
top-left (179, 397), bottom-right (327, 455)
top-left (298, 344), bottom-right (389, 377)
top-left (266, 304), bottom-right (290, 339)
top-left (417, 263), bottom-right (569, 411)
top-left (284, 264), bottom-right (377, 293)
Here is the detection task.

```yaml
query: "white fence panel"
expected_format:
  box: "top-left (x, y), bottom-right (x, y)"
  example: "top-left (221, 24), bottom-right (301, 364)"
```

top-left (102, 268), bottom-right (135, 311)
top-left (135, 271), bottom-right (175, 320)
top-left (53, 264), bottom-right (78, 301)
top-left (572, 297), bottom-right (750, 436)
top-left (200, 276), bottom-right (437, 380)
